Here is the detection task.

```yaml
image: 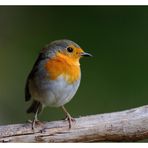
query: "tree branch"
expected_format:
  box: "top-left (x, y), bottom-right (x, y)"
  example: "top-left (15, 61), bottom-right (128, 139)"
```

top-left (0, 105), bottom-right (148, 142)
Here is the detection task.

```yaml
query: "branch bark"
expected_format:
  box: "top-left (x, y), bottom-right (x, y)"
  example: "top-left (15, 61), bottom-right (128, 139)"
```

top-left (0, 105), bottom-right (148, 142)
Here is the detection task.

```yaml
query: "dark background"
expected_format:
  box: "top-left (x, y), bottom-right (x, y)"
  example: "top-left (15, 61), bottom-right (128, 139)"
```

top-left (0, 6), bottom-right (148, 130)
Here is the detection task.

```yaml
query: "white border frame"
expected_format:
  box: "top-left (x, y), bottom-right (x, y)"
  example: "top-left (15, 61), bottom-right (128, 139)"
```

top-left (0, 0), bottom-right (148, 5)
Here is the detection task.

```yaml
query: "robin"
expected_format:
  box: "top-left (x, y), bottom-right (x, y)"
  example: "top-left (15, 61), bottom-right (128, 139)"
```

top-left (25, 39), bottom-right (92, 130)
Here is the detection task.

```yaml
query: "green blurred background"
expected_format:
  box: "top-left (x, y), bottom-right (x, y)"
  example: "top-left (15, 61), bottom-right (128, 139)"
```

top-left (0, 6), bottom-right (148, 127)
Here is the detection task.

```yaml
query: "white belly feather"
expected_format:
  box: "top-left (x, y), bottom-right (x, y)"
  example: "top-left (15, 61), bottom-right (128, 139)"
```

top-left (31, 75), bottom-right (80, 107)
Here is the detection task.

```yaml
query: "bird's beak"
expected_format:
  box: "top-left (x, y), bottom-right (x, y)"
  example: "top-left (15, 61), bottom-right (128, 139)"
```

top-left (81, 52), bottom-right (92, 57)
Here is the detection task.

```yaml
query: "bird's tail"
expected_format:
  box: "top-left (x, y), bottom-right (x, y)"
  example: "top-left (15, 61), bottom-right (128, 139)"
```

top-left (27, 100), bottom-right (42, 114)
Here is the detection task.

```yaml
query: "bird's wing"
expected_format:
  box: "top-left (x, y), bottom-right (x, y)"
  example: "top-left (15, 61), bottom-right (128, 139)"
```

top-left (25, 51), bottom-right (48, 102)
top-left (25, 75), bottom-right (31, 101)
top-left (25, 61), bottom-right (39, 101)
top-left (25, 55), bottom-right (41, 102)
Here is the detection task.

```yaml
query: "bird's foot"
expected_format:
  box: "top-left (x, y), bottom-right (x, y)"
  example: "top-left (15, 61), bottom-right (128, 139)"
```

top-left (64, 116), bottom-right (75, 122)
top-left (64, 115), bottom-right (75, 129)
top-left (27, 119), bottom-right (43, 130)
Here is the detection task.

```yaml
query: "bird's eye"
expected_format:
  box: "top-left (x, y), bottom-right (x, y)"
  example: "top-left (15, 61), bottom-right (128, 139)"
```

top-left (67, 47), bottom-right (73, 53)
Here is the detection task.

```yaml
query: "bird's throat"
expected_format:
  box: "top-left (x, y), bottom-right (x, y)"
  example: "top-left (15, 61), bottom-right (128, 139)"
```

top-left (45, 54), bottom-right (81, 84)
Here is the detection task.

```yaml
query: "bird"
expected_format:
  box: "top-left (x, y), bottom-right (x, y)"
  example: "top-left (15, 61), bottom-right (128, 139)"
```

top-left (25, 39), bottom-right (92, 130)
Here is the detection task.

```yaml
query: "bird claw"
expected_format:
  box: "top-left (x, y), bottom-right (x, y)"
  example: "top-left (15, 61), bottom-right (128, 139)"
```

top-left (27, 119), bottom-right (43, 130)
top-left (64, 115), bottom-right (75, 129)
top-left (27, 119), bottom-right (32, 123)
top-left (64, 116), bottom-right (75, 122)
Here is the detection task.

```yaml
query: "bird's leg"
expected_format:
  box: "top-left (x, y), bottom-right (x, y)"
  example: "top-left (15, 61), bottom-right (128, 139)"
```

top-left (61, 106), bottom-right (75, 128)
top-left (32, 107), bottom-right (39, 130)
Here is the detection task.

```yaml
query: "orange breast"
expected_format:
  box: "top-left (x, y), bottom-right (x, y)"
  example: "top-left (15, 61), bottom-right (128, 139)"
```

top-left (44, 53), bottom-right (81, 84)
